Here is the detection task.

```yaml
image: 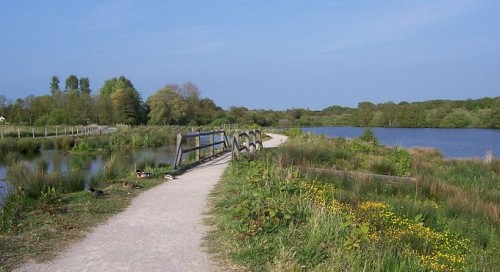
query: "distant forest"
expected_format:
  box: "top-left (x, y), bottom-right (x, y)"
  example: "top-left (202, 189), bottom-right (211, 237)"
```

top-left (0, 75), bottom-right (499, 128)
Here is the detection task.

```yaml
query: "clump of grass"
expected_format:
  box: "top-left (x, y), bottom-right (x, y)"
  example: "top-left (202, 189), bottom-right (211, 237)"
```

top-left (136, 157), bottom-right (157, 171)
top-left (6, 159), bottom-right (85, 200)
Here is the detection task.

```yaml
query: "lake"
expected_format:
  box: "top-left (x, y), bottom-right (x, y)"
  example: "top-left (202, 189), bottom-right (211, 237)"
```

top-left (302, 127), bottom-right (500, 159)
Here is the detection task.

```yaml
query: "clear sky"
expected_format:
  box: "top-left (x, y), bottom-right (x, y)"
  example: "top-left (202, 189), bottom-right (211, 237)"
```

top-left (1, 0), bottom-right (499, 110)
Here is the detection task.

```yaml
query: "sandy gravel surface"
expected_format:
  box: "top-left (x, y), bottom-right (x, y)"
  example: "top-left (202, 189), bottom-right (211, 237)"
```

top-left (17, 133), bottom-right (287, 272)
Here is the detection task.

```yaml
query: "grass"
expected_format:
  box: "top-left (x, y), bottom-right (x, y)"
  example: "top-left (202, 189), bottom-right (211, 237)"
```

top-left (205, 130), bottom-right (500, 271)
top-left (0, 170), bottom-right (166, 271)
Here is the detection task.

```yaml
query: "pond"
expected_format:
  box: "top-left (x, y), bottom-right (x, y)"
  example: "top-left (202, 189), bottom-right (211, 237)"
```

top-left (0, 145), bottom-right (177, 202)
top-left (302, 127), bottom-right (500, 159)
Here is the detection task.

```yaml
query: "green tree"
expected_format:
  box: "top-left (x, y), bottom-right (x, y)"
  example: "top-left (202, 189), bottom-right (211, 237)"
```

top-left (227, 106), bottom-right (250, 124)
top-left (396, 102), bottom-right (425, 127)
top-left (199, 98), bottom-right (224, 125)
top-left (65, 75), bottom-right (79, 94)
top-left (50, 76), bottom-right (61, 95)
top-left (147, 86), bottom-right (187, 125)
top-left (31, 95), bottom-right (54, 124)
top-left (469, 109), bottom-right (494, 128)
top-left (79, 77), bottom-right (91, 94)
top-left (356, 102), bottom-right (376, 126)
top-left (99, 76), bottom-right (145, 125)
top-left (179, 82), bottom-right (201, 125)
top-left (439, 109), bottom-right (472, 128)
top-left (0, 94), bottom-right (7, 116)
top-left (110, 88), bottom-right (143, 125)
top-left (425, 108), bottom-right (448, 127)
top-left (96, 94), bottom-right (113, 125)
top-left (491, 97), bottom-right (500, 128)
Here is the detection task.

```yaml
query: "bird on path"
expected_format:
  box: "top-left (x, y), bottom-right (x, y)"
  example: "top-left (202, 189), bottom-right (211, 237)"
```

top-left (164, 174), bottom-right (176, 180)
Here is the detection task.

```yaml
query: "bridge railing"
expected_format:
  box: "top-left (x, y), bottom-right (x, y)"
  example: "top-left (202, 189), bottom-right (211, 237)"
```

top-left (231, 129), bottom-right (263, 160)
top-left (173, 129), bottom-right (230, 170)
top-left (173, 129), bottom-right (264, 169)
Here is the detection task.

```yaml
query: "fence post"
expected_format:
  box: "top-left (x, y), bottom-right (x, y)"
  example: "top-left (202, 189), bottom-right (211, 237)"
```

top-left (18, 128), bottom-right (20, 138)
top-left (232, 134), bottom-right (240, 160)
top-left (210, 130), bottom-right (215, 157)
top-left (254, 130), bottom-right (261, 150)
top-left (245, 131), bottom-right (250, 150)
top-left (32, 127), bottom-right (35, 138)
top-left (174, 133), bottom-right (183, 169)
top-left (56, 127), bottom-right (58, 137)
top-left (195, 129), bottom-right (200, 162)
top-left (45, 127), bottom-right (48, 138)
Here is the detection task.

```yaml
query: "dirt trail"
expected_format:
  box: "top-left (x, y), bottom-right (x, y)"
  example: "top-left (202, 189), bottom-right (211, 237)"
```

top-left (17, 133), bottom-right (287, 272)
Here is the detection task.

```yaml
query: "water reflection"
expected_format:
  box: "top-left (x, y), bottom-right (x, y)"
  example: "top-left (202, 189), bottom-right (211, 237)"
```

top-left (0, 145), bottom-right (177, 201)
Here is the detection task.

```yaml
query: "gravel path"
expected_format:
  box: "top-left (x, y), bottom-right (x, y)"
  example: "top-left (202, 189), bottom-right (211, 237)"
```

top-left (17, 133), bottom-right (287, 272)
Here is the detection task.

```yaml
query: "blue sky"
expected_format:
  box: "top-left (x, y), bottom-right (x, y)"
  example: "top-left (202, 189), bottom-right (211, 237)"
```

top-left (1, 0), bottom-right (499, 110)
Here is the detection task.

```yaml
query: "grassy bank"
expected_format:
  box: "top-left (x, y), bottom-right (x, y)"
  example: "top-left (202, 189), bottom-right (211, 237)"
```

top-left (206, 131), bottom-right (500, 271)
top-left (0, 166), bottom-right (166, 271)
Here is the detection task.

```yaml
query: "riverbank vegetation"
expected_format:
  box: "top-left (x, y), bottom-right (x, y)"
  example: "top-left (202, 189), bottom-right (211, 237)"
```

top-left (1, 75), bottom-right (499, 128)
top-left (0, 126), bottom-right (182, 160)
top-left (206, 130), bottom-right (500, 271)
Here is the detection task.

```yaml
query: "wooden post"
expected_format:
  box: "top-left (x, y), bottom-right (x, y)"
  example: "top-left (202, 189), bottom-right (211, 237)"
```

top-left (256, 130), bottom-right (262, 150)
top-left (56, 127), bottom-right (58, 136)
top-left (245, 131), bottom-right (250, 150)
top-left (45, 127), bottom-right (48, 138)
top-left (195, 130), bottom-right (200, 162)
top-left (65, 127), bottom-right (67, 135)
top-left (232, 134), bottom-right (240, 160)
top-left (174, 133), bottom-right (183, 169)
top-left (210, 130), bottom-right (215, 157)
top-left (32, 127), bottom-right (35, 138)
top-left (18, 128), bottom-right (20, 138)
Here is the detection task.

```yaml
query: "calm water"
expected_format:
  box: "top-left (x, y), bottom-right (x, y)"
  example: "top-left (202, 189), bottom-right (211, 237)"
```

top-left (0, 145), bottom-right (177, 201)
top-left (302, 127), bottom-right (500, 159)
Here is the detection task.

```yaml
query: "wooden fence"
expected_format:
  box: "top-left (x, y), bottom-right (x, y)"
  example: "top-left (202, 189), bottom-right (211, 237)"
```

top-left (173, 129), bottom-right (263, 170)
top-left (231, 130), bottom-right (263, 160)
top-left (0, 125), bottom-right (102, 139)
top-left (174, 129), bottom-right (230, 169)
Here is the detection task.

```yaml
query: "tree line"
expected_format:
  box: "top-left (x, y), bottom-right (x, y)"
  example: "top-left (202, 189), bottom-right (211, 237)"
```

top-left (0, 75), bottom-right (225, 127)
top-left (0, 75), bottom-right (499, 128)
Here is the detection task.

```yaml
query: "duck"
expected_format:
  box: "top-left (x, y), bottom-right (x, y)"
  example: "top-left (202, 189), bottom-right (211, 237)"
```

top-left (164, 174), bottom-right (176, 180)
top-left (89, 187), bottom-right (105, 197)
top-left (136, 169), bottom-right (152, 179)
top-left (122, 181), bottom-right (142, 189)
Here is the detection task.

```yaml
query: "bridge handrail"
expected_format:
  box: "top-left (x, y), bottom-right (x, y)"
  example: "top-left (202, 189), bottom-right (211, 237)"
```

top-left (231, 129), bottom-right (263, 160)
top-left (174, 129), bottom-right (230, 170)
top-left (173, 129), bottom-right (264, 169)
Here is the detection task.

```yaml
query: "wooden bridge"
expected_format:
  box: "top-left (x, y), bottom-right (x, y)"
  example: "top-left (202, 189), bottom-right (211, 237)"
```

top-left (173, 129), bottom-right (263, 170)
